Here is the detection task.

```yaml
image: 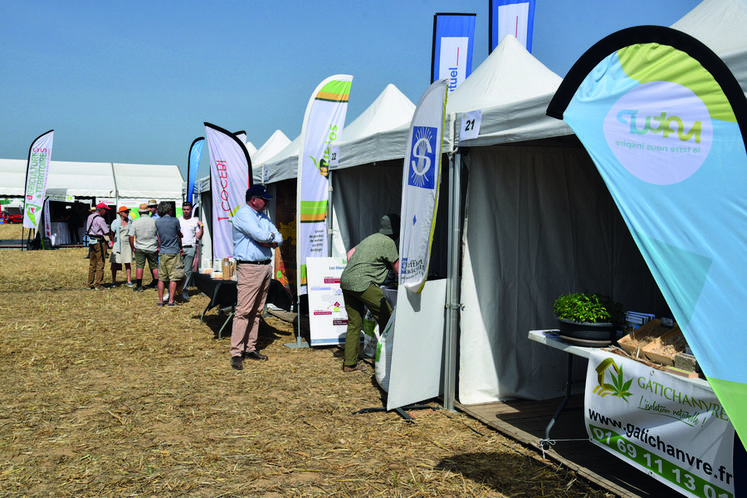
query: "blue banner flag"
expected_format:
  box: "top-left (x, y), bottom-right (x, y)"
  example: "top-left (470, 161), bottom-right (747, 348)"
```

top-left (431, 13), bottom-right (476, 91)
top-left (547, 26), bottom-right (747, 453)
top-left (187, 137), bottom-right (204, 204)
top-left (489, 0), bottom-right (536, 53)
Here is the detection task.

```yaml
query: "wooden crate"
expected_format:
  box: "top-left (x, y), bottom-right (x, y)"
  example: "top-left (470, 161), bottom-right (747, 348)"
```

top-left (617, 318), bottom-right (674, 359)
top-left (642, 326), bottom-right (686, 366)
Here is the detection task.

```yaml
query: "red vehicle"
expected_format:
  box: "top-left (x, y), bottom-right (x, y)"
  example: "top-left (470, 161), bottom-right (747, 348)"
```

top-left (0, 212), bottom-right (22, 224)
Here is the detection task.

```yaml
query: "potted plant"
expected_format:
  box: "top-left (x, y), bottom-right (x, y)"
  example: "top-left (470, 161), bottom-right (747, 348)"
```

top-left (552, 292), bottom-right (623, 346)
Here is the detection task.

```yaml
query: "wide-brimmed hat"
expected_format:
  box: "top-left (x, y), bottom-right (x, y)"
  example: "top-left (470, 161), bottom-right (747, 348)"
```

top-left (118, 206), bottom-right (130, 214)
top-left (246, 184), bottom-right (273, 200)
top-left (147, 199), bottom-right (158, 207)
top-left (95, 202), bottom-right (110, 210)
top-left (138, 203), bottom-right (150, 213)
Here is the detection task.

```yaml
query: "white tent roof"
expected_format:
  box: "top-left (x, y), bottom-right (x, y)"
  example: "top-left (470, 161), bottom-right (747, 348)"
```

top-left (0, 158), bottom-right (183, 203)
top-left (113, 163), bottom-right (184, 201)
top-left (446, 34), bottom-right (573, 149)
top-left (252, 130), bottom-right (292, 183)
top-left (245, 141), bottom-right (258, 158)
top-left (0, 159), bottom-right (30, 196)
top-left (259, 134), bottom-right (300, 184)
top-left (671, 0), bottom-right (747, 94)
top-left (47, 161), bottom-right (117, 198)
top-left (332, 84), bottom-right (415, 170)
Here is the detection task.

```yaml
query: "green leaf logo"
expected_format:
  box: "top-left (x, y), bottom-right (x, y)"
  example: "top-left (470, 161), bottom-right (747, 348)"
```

top-left (593, 357), bottom-right (633, 401)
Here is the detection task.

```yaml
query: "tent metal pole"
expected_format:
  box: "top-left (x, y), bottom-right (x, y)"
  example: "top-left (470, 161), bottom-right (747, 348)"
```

top-left (444, 150), bottom-right (462, 412)
top-left (327, 170), bottom-right (334, 257)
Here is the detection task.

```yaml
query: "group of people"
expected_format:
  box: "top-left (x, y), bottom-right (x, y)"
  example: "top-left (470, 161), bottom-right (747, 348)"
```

top-left (85, 199), bottom-right (203, 306)
top-left (85, 187), bottom-right (400, 373)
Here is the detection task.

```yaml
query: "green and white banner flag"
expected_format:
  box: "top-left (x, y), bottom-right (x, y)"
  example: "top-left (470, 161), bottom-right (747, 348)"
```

top-left (399, 79), bottom-right (448, 293)
top-left (296, 74), bottom-right (352, 295)
top-left (23, 130), bottom-right (54, 229)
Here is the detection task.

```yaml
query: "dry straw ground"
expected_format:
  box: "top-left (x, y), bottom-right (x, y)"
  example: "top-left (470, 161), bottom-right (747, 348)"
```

top-left (0, 224), bottom-right (612, 497)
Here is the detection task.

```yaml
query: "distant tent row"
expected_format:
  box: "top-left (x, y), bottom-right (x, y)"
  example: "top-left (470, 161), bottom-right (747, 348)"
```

top-left (0, 158), bottom-right (184, 208)
top-left (196, 0), bottom-right (747, 407)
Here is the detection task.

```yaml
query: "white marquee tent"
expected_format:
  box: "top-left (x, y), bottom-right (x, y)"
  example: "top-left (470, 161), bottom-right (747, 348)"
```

top-left (252, 130), bottom-right (291, 183)
top-left (329, 84), bottom-right (416, 254)
top-left (0, 158), bottom-right (183, 207)
top-left (445, 0), bottom-right (747, 406)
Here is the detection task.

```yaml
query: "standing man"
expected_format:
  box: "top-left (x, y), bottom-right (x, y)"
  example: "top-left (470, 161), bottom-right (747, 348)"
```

top-left (147, 199), bottom-right (160, 219)
top-left (129, 203), bottom-right (159, 292)
top-left (339, 214), bottom-right (400, 372)
top-left (154, 201), bottom-right (182, 306)
top-left (85, 202), bottom-right (113, 290)
top-left (230, 184), bottom-right (282, 370)
top-left (178, 201), bottom-right (203, 302)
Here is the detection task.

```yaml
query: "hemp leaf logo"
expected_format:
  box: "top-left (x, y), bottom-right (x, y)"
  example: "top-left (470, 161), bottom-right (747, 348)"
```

top-left (593, 357), bottom-right (633, 401)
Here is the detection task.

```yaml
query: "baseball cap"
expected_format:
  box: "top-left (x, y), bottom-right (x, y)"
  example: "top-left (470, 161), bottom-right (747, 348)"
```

top-left (247, 184), bottom-right (273, 200)
top-left (118, 206), bottom-right (130, 214)
top-left (95, 202), bottom-right (110, 210)
top-left (379, 213), bottom-right (400, 236)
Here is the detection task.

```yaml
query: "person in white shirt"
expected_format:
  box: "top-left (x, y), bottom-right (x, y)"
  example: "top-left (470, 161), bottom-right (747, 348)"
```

top-left (178, 201), bottom-right (203, 301)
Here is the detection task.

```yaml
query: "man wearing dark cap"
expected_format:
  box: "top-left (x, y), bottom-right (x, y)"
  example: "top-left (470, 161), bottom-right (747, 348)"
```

top-left (229, 185), bottom-right (283, 370)
top-left (339, 214), bottom-right (400, 372)
top-left (85, 202), bottom-right (113, 290)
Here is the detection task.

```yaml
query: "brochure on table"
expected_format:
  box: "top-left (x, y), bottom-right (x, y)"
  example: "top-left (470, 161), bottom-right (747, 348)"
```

top-left (585, 350), bottom-right (736, 498)
top-left (306, 257), bottom-right (347, 346)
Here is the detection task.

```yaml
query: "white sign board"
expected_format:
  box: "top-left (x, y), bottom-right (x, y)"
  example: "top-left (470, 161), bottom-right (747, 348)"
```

top-left (585, 351), bottom-right (736, 498)
top-left (307, 257), bottom-right (348, 346)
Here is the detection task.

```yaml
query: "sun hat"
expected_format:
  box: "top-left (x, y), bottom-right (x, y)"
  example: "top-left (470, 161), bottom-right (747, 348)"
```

top-left (147, 199), bottom-right (158, 207)
top-left (138, 203), bottom-right (150, 213)
top-left (118, 206), bottom-right (130, 214)
top-left (246, 184), bottom-right (273, 200)
top-left (95, 202), bottom-right (110, 210)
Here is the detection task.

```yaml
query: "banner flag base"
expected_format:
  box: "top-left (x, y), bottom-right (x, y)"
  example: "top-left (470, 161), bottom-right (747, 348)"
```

top-left (285, 336), bottom-right (309, 349)
top-left (353, 403), bottom-right (439, 424)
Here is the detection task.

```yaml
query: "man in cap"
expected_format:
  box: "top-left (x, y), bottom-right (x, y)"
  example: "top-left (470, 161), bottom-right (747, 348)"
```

top-left (339, 214), bottom-right (400, 372)
top-left (229, 184), bottom-right (282, 370)
top-left (85, 202), bottom-right (113, 290)
top-left (147, 199), bottom-right (160, 219)
top-left (129, 203), bottom-right (159, 292)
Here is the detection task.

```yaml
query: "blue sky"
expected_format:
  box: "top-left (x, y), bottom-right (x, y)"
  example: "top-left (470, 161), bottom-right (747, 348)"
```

top-left (1, 0), bottom-right (700, 180)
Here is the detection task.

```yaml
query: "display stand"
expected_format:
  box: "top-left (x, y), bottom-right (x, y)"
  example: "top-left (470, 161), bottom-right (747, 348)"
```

top-left (527, 330), bottom-right (594, 452)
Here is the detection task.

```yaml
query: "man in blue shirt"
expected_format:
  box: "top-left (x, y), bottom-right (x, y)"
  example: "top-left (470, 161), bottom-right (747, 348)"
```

top-left (230, 185), bottom-right (282, 370)
top-left (154, 201), bottom-right (183, 306)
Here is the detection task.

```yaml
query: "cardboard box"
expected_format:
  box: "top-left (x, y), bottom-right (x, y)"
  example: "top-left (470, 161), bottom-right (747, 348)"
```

top-left (642, 326), bottom-right (686, 367)
top-left (618, 318), bottom-right (675, 359)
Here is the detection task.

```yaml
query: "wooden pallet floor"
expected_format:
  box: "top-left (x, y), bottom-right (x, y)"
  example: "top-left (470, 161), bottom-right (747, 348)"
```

top-left (456, 396), bottom-right (681, 497)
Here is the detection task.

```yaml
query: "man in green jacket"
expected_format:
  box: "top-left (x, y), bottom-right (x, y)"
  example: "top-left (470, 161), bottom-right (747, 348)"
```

top-left (339, 214), bottom-right (400, 372)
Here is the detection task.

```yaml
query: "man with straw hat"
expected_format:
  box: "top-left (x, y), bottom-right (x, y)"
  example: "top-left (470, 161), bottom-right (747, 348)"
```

top-left (129, 203), bottom-right (159, 292)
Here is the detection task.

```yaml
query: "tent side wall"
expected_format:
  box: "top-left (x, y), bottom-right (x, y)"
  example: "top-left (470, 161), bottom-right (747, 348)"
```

top-left (458, 140), bottom-right (669, 403)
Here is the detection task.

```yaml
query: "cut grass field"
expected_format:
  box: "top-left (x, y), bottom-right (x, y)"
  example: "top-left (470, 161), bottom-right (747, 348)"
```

top-left (0, 239), bottom-right (612, 496)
